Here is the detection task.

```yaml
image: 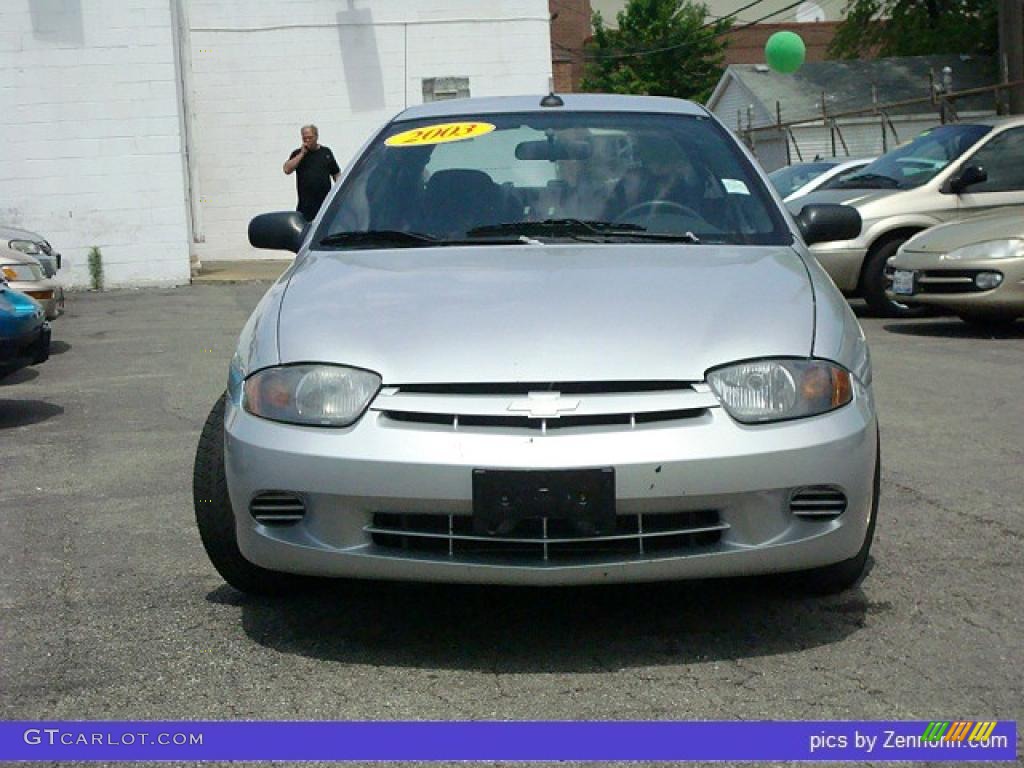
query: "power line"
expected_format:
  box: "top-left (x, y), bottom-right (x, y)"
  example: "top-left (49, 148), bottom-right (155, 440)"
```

top-left (584, 0), bottom-right (814, 61)
top-left (584, 0), bottom-right (775, 60)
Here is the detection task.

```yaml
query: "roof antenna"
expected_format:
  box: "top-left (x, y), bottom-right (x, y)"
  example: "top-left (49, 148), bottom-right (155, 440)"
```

top-left (540, 81), bottom-right (564, 108)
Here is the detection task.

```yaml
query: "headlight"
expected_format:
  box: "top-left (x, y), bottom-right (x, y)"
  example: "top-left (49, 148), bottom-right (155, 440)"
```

top-left (2, 263), bottom-right (43, 281)
top-left (8, 239), bottom-right (42, 256)
top-left (707, 359), bottom-right (853, 424)
top-left (944, 239), bottom-right (1024, 261)
top-left (243, 364), bottom-right (382, 427)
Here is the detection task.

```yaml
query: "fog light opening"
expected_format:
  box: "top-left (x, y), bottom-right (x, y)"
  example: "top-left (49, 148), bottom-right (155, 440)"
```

top-left (974, 272), bottom-right (1004, 290)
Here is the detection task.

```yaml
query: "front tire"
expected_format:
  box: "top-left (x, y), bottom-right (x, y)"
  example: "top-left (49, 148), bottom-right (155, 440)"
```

top-left (193, 394), bottom-right (303, 595)
top-left (862, 238), bottom-right (927, 317)
top-left (790, 431), bottom-right (880, 594)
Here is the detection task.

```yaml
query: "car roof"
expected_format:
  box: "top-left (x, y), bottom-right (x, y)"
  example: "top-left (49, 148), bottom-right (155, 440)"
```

top-left (957, 115), bottom-right (1024, 129)
top-left (394, 94), bottom-right (709, 122)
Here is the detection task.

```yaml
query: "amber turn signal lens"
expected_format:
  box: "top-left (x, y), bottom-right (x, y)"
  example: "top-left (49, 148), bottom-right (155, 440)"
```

top-left (831, 368), bottom-right (852, 408)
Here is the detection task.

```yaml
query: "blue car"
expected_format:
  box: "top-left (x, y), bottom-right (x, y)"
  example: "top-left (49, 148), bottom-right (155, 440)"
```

top-left (0, 279), bottom-right (50, 378)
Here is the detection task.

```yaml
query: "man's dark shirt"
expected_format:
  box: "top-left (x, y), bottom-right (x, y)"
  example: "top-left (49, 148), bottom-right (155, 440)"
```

top-left (290, 145), bottom-right (341, 221)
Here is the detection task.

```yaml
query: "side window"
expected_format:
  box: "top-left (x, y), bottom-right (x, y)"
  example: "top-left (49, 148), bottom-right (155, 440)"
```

top-left (960, 128), bottom-right (1024, 193)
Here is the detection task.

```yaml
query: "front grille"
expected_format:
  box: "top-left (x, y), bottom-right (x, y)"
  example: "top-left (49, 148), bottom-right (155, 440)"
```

top-left (24, 290), bottom-right (54, 300)
top-left (916, 270), bottom-right (987, 295)
top-left (368, 510), bottom-right (726, 562)
top-left (384, 409), bottom-right (706, 431)
top-left (372, 381), bottom-right (719, 432)
top-left (249, 491), bottom-right (306, 525)
top-left (789, 487), bottom-right (847, 518)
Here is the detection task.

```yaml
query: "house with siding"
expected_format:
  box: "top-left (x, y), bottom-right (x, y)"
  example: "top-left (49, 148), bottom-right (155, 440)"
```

top-left (706, 55), bottom-right (999, 171)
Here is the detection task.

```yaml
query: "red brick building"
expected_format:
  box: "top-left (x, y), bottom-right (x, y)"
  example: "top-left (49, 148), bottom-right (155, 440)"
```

top-left (723, 22), bottom-right (841, 65)
top-left (550, 0), bottom-right (592, 92)
top-left (551, 2), bottom-right (843, 92)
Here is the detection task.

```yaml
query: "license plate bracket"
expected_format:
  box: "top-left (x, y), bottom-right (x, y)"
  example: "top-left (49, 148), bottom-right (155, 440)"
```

top-left (892, 269), bottom-right (916, 295)
top-left (472, 468), bottom-right (616, 537)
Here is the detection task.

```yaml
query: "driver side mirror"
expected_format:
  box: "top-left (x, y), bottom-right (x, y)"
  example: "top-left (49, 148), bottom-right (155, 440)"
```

top-left (795, 204), bottom-right (862, 246)
top-left (947, 165), bottom-right (987, 194)
top-left (248, 211), bottom-right (309, 253)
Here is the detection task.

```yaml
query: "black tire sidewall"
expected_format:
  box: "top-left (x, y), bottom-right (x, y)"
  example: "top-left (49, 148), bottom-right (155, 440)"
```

top-left (193, 394), bottom-right (299, 595)
top-left (862, 238), bottom-right (925, 317)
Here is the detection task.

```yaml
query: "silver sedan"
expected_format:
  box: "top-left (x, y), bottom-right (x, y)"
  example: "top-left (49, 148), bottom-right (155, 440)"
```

top-left (193, 95), bottom-right (878, 595)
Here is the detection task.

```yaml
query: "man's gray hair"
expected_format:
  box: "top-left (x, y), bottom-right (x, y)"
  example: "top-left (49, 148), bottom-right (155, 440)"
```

top-left (301, 124), bottom-right (319, 136)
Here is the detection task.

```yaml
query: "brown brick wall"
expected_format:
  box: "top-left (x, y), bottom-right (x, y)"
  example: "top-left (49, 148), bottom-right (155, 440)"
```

top-left (550, 0), bottom-right (592, 92)
top-left (721, 21), bottom-right (841, 65)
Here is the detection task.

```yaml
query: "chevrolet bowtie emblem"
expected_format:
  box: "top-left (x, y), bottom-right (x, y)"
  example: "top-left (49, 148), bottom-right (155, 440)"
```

top-left (507, 391), bottom-right (581, 418)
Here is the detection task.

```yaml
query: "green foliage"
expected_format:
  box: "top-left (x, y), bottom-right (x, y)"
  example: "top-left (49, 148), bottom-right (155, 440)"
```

top-left (87, 246), bottom-right (104, 291)
top-left (828, 0), bottom-right (998, 59)
top-left (581, 0), bottom-right (732, 103)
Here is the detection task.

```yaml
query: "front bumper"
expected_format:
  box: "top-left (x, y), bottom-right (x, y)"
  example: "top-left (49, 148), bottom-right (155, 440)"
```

top-left (0, 322), bottom-right (50, 372)
top-left (887, 254), bottom-right (1024, 315)
top-left (8, 281), bottom-right (63, 320)
top-left (224, 385), bottom-right (878, 586)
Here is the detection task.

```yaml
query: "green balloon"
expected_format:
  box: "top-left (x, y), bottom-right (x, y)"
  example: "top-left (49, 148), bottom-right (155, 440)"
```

top-left (765, 31), bottom-right (806, 74)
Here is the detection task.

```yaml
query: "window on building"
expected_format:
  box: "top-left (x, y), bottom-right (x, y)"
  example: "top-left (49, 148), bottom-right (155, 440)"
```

top-left (422, 77), bottom-right (470, 103)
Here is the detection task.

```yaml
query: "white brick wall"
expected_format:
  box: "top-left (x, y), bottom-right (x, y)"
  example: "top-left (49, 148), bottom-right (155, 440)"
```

top-left (0, 0), bottom-right (554, 281)
top-left (187, 0), bottom-right (553, 261)
top-left (0, 0), bottom-right (191, 287)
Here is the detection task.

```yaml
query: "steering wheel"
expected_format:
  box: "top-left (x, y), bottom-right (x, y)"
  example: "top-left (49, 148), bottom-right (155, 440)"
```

top-left (619, 199), bottom-right (703, 224)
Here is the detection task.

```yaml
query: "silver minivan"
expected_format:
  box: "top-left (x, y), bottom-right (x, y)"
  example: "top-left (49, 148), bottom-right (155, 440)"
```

top-left (789, 117), bottom-right (1024, 315)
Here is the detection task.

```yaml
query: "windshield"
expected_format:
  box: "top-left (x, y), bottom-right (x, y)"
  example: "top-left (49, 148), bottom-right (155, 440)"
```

top-left (768, 162), bottom-right (836, 197)
top-left (821, 124), bottom-right (992, 190)
top-left (316, 112), bottom-right (790, 247)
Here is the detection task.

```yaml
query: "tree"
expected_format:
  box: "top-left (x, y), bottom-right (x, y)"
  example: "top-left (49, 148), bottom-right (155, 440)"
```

top-left (581, 0), bottom-right (732, 103)
top-left (828, 0), bottom-right (998, 59)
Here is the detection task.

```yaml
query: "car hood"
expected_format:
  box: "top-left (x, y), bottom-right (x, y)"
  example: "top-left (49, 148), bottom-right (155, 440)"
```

top-left (902, 209), bottom-right (1024, 253)
top-left (787, 188), bottom-right (899, 215)
top-left (276, 244), bottom-right (814, 383)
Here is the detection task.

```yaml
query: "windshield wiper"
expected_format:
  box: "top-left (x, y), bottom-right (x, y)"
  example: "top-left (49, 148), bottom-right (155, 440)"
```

top-left (318, 230), bottom-right (526, 249)
top-left (468, 219), bottom-right (701, 244)
top-left (318, 230), bottom-right (442, 248)
top-left (832, 173), bottom-right (901, 190)
top-left (467, 219), bottom-right (646, 238)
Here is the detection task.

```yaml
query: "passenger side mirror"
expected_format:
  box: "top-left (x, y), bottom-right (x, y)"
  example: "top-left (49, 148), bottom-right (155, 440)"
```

top-left (795, 204), bottom-right (862, 246)
top-left (248, 211), bottom-right (308, 253)
top-left (948, 165), bottom-right (987, 194)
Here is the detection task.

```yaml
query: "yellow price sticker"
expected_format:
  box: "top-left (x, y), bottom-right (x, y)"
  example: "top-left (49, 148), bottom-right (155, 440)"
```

top-left (385, 122), bottom-right (496, 148)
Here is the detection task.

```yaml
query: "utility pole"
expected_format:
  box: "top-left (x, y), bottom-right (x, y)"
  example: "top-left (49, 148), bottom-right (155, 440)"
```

top-left (1000, 0), bottom-right (1024, 113)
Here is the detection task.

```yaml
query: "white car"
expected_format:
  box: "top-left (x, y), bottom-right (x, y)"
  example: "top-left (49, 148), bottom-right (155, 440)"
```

top-left (0, 246), bottom-right (64, 320)
top-left (769, 158), bottom-right (875, 202)
top-left (0, 225), bottom-right (61, 278)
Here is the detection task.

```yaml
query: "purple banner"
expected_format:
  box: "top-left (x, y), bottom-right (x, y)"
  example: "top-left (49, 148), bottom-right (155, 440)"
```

top-left (0, 721), bottom-right (1016, 762)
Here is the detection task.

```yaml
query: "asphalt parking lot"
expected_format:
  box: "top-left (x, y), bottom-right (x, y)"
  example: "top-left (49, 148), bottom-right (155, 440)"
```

top-left (1, 284), bottom-right (1021, 753)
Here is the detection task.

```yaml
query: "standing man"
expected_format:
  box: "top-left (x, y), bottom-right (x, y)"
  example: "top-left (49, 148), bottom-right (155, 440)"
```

top-left (283, 124), bottom-right (341, 221)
